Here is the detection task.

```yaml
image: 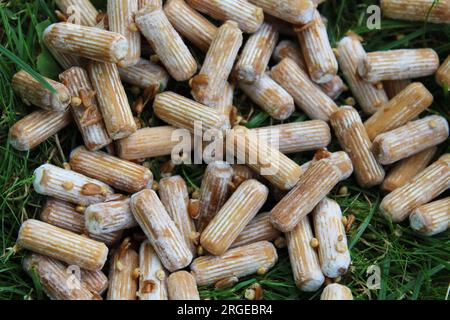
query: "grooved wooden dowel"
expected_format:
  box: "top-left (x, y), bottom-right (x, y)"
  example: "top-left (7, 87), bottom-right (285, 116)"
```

top-left (23, 253), bottom-right (101, 300)
top-left (9, 110), bottom-right (72, 152)
top-left (271, 58), bottom-right (338, 121)
top-left (364, 82), bottom-right (433, 141)
top-left (44, 23), bottom-right (129, 64)
top-left (33, 164), bottom-right (114, 206)
top-left (136, 6), bottom-right (197, 81)
top-left (59, 67), bottom-right (112, 151)
top-left (138, 241), bottom-right (168, 300)
top-left (106, 241), bottom-right (139, 300)
top-left (186, 0), bottom-right (264, 33)
top-left (286, 217), bottom-right (325, 292)
top-left (409, 197), bottom-right (450, 236)
top-left (248, 0), bottom-right (315, 24)
top-left (200, 179), bottom-right (268, 256)
top-left (296, 10), bottom-right (338, 84)
top-left (12, 70), bottom-right (71, 112)
top-left (168, 271), bottom-right (200, 300)
top-left (191, 21), bottom-right (242, 108)
top-left (190, 241), bottom-right (278, 286)
top-left (336, 34), bottom-right (388, 115)
top-left (107, 0), bottom-right (141, 67)
top-left (331, 106), bottom-right (385, 188)
top-left (70, 146), bottom-right (153, 193)
top-left (371, 116), bottom-right (449, 165)
top-left (381, 0), bottom-right (450, 24)
top-left (164, 0), bottom-right (218, 53)
top-left (18, 219), bottom-right (108, 271)
top-left (380, 154), bottom-right (450, 222)
top-left (131, 189), bottom-right (193, 272)
top-left (381, 147), bottom-right (437, 193)
top-left (88, 62), bottom-right (136, 140)
top-left (358, 49), bottom-right (439, 82)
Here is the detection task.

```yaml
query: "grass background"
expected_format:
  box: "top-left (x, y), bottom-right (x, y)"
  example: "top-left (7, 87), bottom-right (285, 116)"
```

top-left (0, 0), bottom-right (449, 300)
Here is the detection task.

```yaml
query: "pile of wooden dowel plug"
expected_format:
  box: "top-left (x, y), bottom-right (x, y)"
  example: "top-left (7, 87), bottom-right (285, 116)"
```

top-left (9, 0), bottom-right (450, 300)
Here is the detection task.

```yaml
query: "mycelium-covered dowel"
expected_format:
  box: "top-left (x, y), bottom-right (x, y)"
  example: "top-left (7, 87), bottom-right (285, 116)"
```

top-left (9, 109), bottom-right (72, 151)
top-left (85, 198), bottom-right (137, 234)
top-left (131, 189), bottom-right (193, 272)
top-left (272, 40), bottom-right (345, 99)
top-left (383, 79), bottom-right (412, 99)
top-left (436, 54), bottom-right (450, 90)
top-left (17, 219), bottom-right (108, 271)
top-left (312, 198), bottom-right (350, 278)
top-left (33, 164), bottom-right (114, 206)
top-left (88, 62), bottom-right (136, 140)
top-left (247, 0), bottom-right (315, 24)
top-left (136, 6), bottom-right (197, 81)
top-left (191, 21), bottom-right (243, 108)
top-left (364, 82), bottom-right (433, 141)
top-left (197, 161), bottom-right (234, 232)
top-left (82, 269), bottom-right (109, 295)
top-left (234, 22), bottom-right (278, 84)
top-left (116, 126), bottom-right (192, 161)
top-left (138, 241), bottom-right (168, 300)
top-left (239, 73), bottom-right (294, 120)
top-left (168, 271), bottom-right (200, 300)
top-left (271, 58), bottom-right (338, 121)
top-left (119, 58), bottom-right (169, 92)
top-left (358, 49), bottom-right (440, 83)
top-left (381, 0), bottom-right (450, 24)
top-left (320, 283), bottom-right (353, 300)
top-left (380, 154), bottom-right (450, 222)
top-left (191, 241), bottom-right (278, 286)
top-left (69, 146), bottom-right (153, 193)
top-left (270, 151), bottom-right (353, 232)
top-left (107, 240), bottom-right (139, 300)
top-left (381, 147), bottom-right (437, 193)
top-left (410, 197), bottom-right (450, 236)
top-left (296, 10), bottom-right (338, 84)
top-left (43, 23), bottom-right (128, 64)
top-left (372, 116), bottom-right (449, 165)
top-left (336, 34), bottom-right (388, 115)
top-left (55, 0), bottom-right (100, 27)
top-left (252, 121), bottom-right (331, 154)
top-left (59, 67), bottom-right (112, 151)
top-left (154, 92), bottom-right (230, 134)
top-left (41, 198), bottom-right (123, 246)
top-left (231, 212), bottom-right (281, 248)
top-left (286, 217), bottom-right (325, 292)
top-left (186, 0), bottom-right (264, 33)
top-left (226, 126), bottom-right (303, 190)
top-left (12, 70), bottom-right (70, 112)
top-left (200, 179), bottom-right (268, 256)
top-left (107, 0), bottom-right (140, 67)
top-left (159, 176), bottom-right (197, 255)
top-left (330, 106), bottom-right (385, 188)
top-left (164, 0), bottom-right (218, 53)
top-left (23, 253), bottom-right (101, 300)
